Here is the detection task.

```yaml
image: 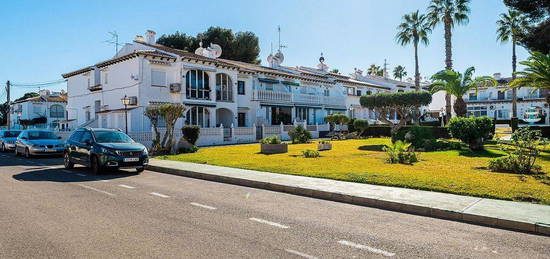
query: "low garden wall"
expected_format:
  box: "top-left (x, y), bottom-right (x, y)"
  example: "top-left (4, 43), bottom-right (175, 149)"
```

top-left (364, 125), bottom-right (450, 139)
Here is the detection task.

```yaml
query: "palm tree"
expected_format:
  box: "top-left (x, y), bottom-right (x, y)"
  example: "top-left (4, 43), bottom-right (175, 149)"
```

top-left (428, 0), bottom-right (471, 122)
top-left (393, 65), bottom-right (408, 81)
top-left (497, 10), bottom-right (529, 122)
top-left (367, 64), bottom-right (383, 76)
top-left (511, 52), bottom-right (550, 105)
top-left (429, 67), bottom-right (496, 117)
top-left (396, 10), bottom-right (431, 90)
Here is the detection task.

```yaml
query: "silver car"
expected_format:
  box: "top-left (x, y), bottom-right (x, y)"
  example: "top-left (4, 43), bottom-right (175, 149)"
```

top-left (0, 130), bottom-right (21, 152)
top-left (15, 130), bottom-right (65, 158)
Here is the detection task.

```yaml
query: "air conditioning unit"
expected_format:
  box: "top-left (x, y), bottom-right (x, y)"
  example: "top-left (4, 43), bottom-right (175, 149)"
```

top-left (170, 83), bottom-right (182, 93)
top-left (128, 96), bottom-right (138, 105)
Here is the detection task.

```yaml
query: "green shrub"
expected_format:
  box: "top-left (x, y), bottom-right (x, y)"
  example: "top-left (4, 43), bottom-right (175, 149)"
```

top-left (181, 126), bottom-right (200, 145)
top-left (448, 116), bottom-right (493, 151)
top-left (489, 128), bottom-right (547, 174)
top-left (302, 149), bottom-right (320, 158)
top-left (288, 126), bottom-right (312, 144)
top-left (178, 145), bottom-right (199, 154)
top-left (260, 135), bottom-right (282, 144)
top-left (353, 119), bottom-right (369, 136)
top-left (382, 140), bottom-right (418, 164)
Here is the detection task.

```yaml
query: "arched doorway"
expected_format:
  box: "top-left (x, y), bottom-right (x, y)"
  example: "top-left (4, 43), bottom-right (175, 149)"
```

top-left (216, 108), bottom-right (233, 128)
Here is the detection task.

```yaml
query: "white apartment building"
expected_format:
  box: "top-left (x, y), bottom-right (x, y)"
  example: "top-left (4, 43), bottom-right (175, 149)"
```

top-left (10, 90), bottom-right (68, 130)
top-left (62, 30), bottom-right (425, 144)
top-left (464, 73), bottom-right (549, 125)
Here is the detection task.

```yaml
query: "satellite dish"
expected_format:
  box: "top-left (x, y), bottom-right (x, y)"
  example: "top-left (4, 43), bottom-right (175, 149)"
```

top-left (274, 51), bottom-right (284, 64)
top-left (209, 43), bottom-right (222, 58)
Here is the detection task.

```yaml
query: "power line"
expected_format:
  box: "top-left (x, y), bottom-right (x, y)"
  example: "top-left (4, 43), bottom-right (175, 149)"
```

top-left (11, 79), bottom-right (66, 87)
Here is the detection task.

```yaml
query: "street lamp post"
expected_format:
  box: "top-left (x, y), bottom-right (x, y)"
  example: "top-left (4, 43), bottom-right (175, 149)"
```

top-left (17, 112), bottom-right (22, 129)
top-left (121, 95), bottom-right (131, 134)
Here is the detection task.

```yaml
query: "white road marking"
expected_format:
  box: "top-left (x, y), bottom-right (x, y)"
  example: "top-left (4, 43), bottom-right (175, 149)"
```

top-left (118, 184), bottom-right (135, 189)
top-left (190, 202), bottom-right (217, 210)
top-left (75, 173), bottom-right (87, 177)
top-left (249, 218), bottom-right (289, 229)
top-left (76, 184), bottom-right (115, 197)
top-left (338, 240), bottom-right (395, 257)
top-left (285, 249), bottom-right (319, 259)
top-left (150, 192), bottom-right (170, 198)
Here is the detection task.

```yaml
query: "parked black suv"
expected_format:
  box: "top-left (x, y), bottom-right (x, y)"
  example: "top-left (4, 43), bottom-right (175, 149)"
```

top-left (64, 128), bottom-right (148, 174)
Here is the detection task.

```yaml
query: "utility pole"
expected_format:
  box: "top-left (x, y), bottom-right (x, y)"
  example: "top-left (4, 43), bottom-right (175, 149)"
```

top-left (6, 80), bottom-right (10, 130)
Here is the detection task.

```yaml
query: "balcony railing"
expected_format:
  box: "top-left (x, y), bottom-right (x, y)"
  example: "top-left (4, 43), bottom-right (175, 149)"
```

top-left (252, 90), bottom-right (345, 106)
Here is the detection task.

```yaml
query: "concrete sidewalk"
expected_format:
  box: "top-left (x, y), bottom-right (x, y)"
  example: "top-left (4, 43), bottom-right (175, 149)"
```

top-left (147, 159), bottom-right (550, 235)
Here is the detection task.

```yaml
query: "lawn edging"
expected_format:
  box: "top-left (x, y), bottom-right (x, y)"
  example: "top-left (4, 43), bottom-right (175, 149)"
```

top-left (147, 159), bottom-right (550, 236)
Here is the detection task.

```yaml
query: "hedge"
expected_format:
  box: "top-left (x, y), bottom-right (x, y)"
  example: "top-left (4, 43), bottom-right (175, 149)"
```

top-left (364, 125), bottom-right (449, 139)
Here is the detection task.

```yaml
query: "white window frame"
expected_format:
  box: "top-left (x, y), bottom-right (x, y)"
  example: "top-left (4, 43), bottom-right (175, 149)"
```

top-left (151, 70), bottom-right (167, 87)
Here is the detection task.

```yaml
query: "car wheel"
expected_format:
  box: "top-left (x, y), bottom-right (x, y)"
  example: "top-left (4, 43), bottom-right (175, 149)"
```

top-left (135, 166), bottom-right (145, 174)
top-left (25, 148), bottom-right (31, 158)
top-left (91, 156), bottom-right (101, 175)
top-left (64, 152), bottom-right (74, 169)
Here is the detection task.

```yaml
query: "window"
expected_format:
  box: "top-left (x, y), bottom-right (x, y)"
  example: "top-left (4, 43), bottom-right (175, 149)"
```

top-left (50, 105), bottom-right (64, 118)
top-left (356, 90), bottom-right (362, 96)
top-left (216, 73), bottom-right (233, 102)
top-left (469, 93), bottom-right (477, 101)
top-left (498, 91), bottom-right (505, 100)
top-left (33, 104), bottom-right (43, 114)
top-left (238, 113), bottom-right (246, 127)
top-left (324, 89), bottom-right (330, 96)
top-left (347, 87), bottom-right (355, 96)
top-left (397, 90), bottom-right (405, 93)
top-left (185, 70), bottom-right (210, 99)
top-left (94, 131), bottom-right (133, 143)
top-left (152, 70), bottom-right (167, 87)
top-left (185, 106), bottom-right (210, 128)
top-left (80, 131), bottom-right (93, 144)
top-left (366, 90), bottom-right (372, 95)
top-left (497, 110), bottom-right (510, 119)
top-left (237, 81), bottom-right (245, 95)
top-left (85, 110), bottom-right (91, 121)
top-left (69, 131), bottom-right (83, 142)
top-left (296, 108), bottom-right (308, 121)
top-left (103, 72), bottom-right (108, 85)
top-left (467, 106), bottom-right (487, 117)
top-left (266, 84), bottom-right (274, 91)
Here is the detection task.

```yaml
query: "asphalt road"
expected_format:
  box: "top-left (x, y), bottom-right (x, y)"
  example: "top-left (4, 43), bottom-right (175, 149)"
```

top-left (0, 152), bottom-right (548, 258)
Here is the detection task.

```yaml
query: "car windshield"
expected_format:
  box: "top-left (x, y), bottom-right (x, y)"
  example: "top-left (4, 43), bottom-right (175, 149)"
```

top-left (28, 131), bottom-right (58, 140)
top-left (94, 131), bottom-right (134, 143)
top-left (3, 131), bottom-right (21, 138)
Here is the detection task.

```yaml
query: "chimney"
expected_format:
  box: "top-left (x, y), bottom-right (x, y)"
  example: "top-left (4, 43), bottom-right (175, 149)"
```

top-left (39, 89), bottom-right (50, 97)
top-left (134, 35), bottom-right (145, 42)
top-left (145, 30), bottom-right (156, 44)
top-left (493, 73), bottom-right (502, 80)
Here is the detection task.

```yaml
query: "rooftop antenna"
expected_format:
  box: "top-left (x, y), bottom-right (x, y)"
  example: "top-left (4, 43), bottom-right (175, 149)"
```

top-left (277, 26), bottom-right (287, 52)
top-left (104, 31), bottom-right (123, 57)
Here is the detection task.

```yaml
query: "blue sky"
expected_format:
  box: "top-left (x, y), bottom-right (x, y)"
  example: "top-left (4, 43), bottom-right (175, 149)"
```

top-left (0, 0), bottom-right (528, 100)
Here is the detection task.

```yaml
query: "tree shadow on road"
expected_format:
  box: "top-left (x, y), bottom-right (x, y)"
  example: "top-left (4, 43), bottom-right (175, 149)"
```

top-left (13, 166), bottom-right (135, 183)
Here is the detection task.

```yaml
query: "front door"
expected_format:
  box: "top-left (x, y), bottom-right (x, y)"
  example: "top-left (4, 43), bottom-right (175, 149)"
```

top-left (238, 113), bottom-right (246, 127)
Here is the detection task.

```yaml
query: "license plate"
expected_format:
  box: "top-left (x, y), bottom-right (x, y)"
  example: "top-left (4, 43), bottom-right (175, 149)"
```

top-left (124, 157), bottom-right (139, 162)
top-left (46, 149), bottom-right (56, 152)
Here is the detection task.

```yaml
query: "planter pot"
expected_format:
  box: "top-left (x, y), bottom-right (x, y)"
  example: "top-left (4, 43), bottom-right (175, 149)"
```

top-left (260, 143), bottom-right (288, 154)
top-left (317, 143), bottom-right (332, 151)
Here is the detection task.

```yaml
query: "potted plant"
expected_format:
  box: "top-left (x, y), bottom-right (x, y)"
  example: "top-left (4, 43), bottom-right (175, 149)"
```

top-left (260, 136), bottom-right (288, 154)
top-left (317, 140), bottom-right (332, 151)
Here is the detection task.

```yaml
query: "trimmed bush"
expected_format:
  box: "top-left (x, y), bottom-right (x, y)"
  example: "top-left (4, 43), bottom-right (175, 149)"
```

top-left (448, 116), bottom-right (493, 151)
top-left (260, 135), bottom-right (282, 144)
top-left (302, 149), bottom-right (320, 158)
top-left (353, 119), bottom-right (369, 136)
top-left (182, 126), bottom-right (200, 145)
top-left (288, 126), bottom-right (312, 144)
top-left (392, 125), bottom-right (434, 148)
top-left (178, 145), bottom-right (199, 154)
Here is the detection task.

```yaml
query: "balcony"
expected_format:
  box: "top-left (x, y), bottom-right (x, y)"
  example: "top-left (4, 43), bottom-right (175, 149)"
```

top-left (252, 90), bottom-right (346, 107)
top-left (88, 84), bottom-right (102, 92)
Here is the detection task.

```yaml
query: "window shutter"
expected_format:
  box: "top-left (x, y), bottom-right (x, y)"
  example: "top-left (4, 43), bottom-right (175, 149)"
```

top-left (152, 71), bottom-right (167, 86)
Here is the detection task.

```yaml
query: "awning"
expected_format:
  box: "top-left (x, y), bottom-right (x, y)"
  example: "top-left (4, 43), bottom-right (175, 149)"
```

top-left (260, 104), bottom-right (294, 108)
top-left (259, 78), bottom-right (280, 84)
top-left (282, 81), bottom-right (300, 86)
top-left (294, 105), bottom-right (323, 109)
top-left (183, 101), bottom-right (217, 107)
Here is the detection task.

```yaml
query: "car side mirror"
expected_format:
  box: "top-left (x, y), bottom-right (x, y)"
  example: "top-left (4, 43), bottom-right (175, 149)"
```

top-left (21, 136), bottom-right (27, 140)
top-left (57, 136), bottom-right (62, 139)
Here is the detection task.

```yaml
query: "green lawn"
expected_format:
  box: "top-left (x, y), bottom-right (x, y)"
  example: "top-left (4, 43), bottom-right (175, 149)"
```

top-left (159, 138), bottom-right (550, 204)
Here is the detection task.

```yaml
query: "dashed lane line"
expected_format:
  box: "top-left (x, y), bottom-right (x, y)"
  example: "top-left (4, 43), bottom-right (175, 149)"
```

top-left (118, 184), bottom-right (136, 189)
top-left (76, 184), bottom-right (115, 197)
top-left (150, 192), bottom-right (170, 198)
top-left (285, 249), bottom-right (319, 259)
top-left (190, 202), bottom-right (217, 210)
top-left (338, 240), bottom-right (395, 257)
top-left (249, 218), bottom-right (289, 229)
